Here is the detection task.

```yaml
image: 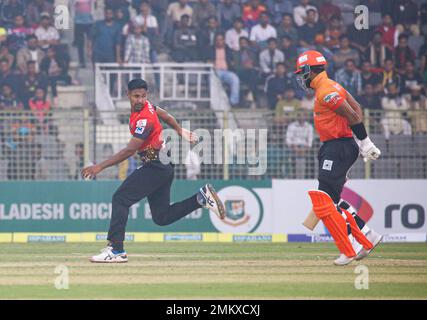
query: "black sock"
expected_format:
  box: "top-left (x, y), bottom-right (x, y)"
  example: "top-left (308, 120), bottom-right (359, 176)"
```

top-left (111, 241), bottom-right (124, 252)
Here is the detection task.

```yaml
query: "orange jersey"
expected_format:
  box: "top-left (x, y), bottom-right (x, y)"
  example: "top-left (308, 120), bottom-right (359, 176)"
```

top-left (310, 71), bottom-right (353, 142)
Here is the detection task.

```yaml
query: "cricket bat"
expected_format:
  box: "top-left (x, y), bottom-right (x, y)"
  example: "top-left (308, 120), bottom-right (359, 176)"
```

top-left (302, 210), bottom-right (320, 231)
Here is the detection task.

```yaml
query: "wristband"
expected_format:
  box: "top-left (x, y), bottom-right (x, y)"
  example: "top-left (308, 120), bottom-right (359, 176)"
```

top-left (350, 122), bottom-right (368, 140)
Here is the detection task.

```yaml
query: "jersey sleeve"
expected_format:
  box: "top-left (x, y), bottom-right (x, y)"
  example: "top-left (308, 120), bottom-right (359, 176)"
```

top-left (320, 89), bottom-right (346, 111)
top-left (132, 118), bottom-right (153, 140)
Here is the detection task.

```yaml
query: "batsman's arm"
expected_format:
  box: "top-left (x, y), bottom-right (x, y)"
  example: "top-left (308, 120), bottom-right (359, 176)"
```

top-left (334, 95), bottom-right (381, 161)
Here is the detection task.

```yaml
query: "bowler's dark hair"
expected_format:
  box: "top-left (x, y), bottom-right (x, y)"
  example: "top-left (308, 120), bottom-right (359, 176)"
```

top-left (128, 79), bottom-right (148, 91)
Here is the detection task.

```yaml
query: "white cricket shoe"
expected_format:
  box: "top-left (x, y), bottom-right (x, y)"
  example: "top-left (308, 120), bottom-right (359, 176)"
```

top-left (355, 229), bottom-right (383, 261)
top-left (199, 184), bottom-right (225, 219)
top-left (90, 245), bottom-right (128, 263)
top-left (334, 254), bottom-right (355, 266)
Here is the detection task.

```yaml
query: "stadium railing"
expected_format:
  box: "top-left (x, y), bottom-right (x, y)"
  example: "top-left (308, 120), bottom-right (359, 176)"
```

top-left (0, 108), bottom-right (426, 181)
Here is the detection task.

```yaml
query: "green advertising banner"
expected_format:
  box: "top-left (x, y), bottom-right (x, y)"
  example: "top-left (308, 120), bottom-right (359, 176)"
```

top-left (0, 180), bottom-right (271, 233)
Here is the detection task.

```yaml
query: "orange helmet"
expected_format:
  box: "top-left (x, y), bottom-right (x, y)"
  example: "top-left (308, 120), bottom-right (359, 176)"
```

top-left (294, 50), bottom-right (327, 74)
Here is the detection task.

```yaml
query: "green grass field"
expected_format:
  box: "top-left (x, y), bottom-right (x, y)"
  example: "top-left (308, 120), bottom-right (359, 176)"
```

top-left (0, 242), bottom-right (426, 299)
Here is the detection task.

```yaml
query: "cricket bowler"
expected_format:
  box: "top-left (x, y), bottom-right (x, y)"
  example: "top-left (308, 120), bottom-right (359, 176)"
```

top-left (295, 51), bottom-right (383, 266)
top-left (81, 79), bottom-right (225, 263)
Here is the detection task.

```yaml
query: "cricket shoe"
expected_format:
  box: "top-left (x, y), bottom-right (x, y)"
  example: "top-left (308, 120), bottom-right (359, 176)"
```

top-left (334, 254), bottom-right (355, 266)
top-left (355, 229), bottom-right (383, 261)
top-left (198, 184), bottom-right (225, 219)
top-left (90, 245), bottom-right (128, 263)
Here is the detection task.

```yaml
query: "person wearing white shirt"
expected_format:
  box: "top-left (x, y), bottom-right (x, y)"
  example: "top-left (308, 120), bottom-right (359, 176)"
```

top-left (249, 12), bottom-right (277, 50)
top-left (34, 13), bottom-right (60, 51)
top-left (293, 0), bottom-right (318, 27)
top-left (225, 18), bottom-right (249, 51)
top-left (259, 38), bottom-right (284, 77)
top-left (286, 111), bottom-right (314, 178)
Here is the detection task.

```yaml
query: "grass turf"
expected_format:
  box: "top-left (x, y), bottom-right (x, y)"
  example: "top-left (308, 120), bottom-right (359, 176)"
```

top-left (0, 242), bottom-right (426, 299)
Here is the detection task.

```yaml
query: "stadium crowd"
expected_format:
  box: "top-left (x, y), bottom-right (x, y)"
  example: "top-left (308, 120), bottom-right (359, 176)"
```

top-left (0, 0), bottom-right (427, 180)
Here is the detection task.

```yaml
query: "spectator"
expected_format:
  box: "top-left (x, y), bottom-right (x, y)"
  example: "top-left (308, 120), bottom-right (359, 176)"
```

top-left (124, 24), bottom-right (151, 64)
top-left (40, 46), bottom-right (72, 104)
top-left (324, 15), bottom-right (344, 50)
top-left (6, 118), bottom-right (36, 180)
top-left (421, 2), bottom-right (427, 36)
top-left (280, 35), bottom-right (298, 70)
top-left (73, 0), bottom-right (95, 68)
top-left (198, 16), bottom-right (222, 52)
top-left (89, 8), bottom-right (122, 64)
top-left (0, 83), bottom-right (23, 111)
top-left (420, 35), bottom-right (427, 80)
top-left (172, 14), bottom-right (198, 62)
top-left (364, 31), bottom-right (393, 70)
top-left (29, 86), bottom-right (51, 134)
top-left (376, 14), bottom-right (399, 49)
top-left (232, 36), bottom-right (258, 100)
top-left (332, 35), bottom-right (360, 71)
top-left (265, 0), bottom-right (293, 26)
top-left (381, 59), bottom-right (402, 93)
top-left (359, 83), bottom-right (382, 111)
top-left (297, 8), bottom-right (325, 48)
top-left (275, 88), bottom-right (301, 121)
top-left (259, 37), bottom-right (284, 80)
top-left (0, 27), bottom-right (7, 45)
top-left (192, 0), bottom-right (216, 30)
top-left (293, 0), bottom-right (318, 28)
top-left (265, 62), bottom-right (293, 110)
top-left (285, 110), bottom-right (314, 179)
top-left (381, 83), bottom-right (412, 139)
top-left (6, 14), bottom-right (34, 54)
top-left (394, 34), bottom-right (416, 74)
top-left (0, 58), bottom-right (23, 94)
top-left (249, 12), bottom-right (277, 50)
top-left (401, 61), bottom-right (424, 94)
top-left (167, 0), bottom-right (193, 25)
top-left (276, 13), bottom-right (298, 43)
top-left (225, 18), bottom-right (248, 52)
top-left (26, 0), bottom-right (54, 27)
top-left (74, 142), bottom-right (85, 180)
top-left (34, 13), bottom-right (60, 51)
top-left (0, 44), bottom-right (14, 69)
top-left (217, 0), bottom-right (242, 31)
top-left (347, 12), bottom-right (374, 56)
top-left (360, 61), bottom-right (382, 94)
top-left (334, 59), bottom-right (362, 98)
top-left (16, 35), bottom-right (45, 74)
top-left (206, 33), bottom-right (240, 106)
top-left (21, 60), bottom-right (49, 109)
top-left (406, 84), bottom-right (427, 134)
top-left (391, 0), bottom-right (419, 32)
top-left (185, 149), bottom-right (201, 180)
top-left (242, 0), bottom-right (267, 30)
top-left (34, 142), bottom-right (48, 180)
top-left (318, 0), bottom-right (341, 25)
top-left (0, 0), bottom-right (25, 27)
top-left (132, 1), bottom-right (159, 62)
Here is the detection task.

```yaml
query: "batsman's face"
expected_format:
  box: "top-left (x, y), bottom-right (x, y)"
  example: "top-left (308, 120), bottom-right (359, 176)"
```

top-left (128, 88), bottom-right (147, 112)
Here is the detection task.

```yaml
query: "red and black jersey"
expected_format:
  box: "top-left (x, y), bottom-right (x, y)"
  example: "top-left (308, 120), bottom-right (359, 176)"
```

top-left (129, 100), bottom-right (164, 152)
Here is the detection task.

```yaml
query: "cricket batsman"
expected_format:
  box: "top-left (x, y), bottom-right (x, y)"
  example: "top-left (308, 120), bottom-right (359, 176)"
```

top-left (294, 51), bottom-right (383, 266)
top-left (82, 79), bottom-right (225, 263)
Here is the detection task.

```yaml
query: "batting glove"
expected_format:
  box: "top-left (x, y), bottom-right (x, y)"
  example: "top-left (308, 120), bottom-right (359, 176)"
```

top-left (356, 137), bottom-right (381, 161)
